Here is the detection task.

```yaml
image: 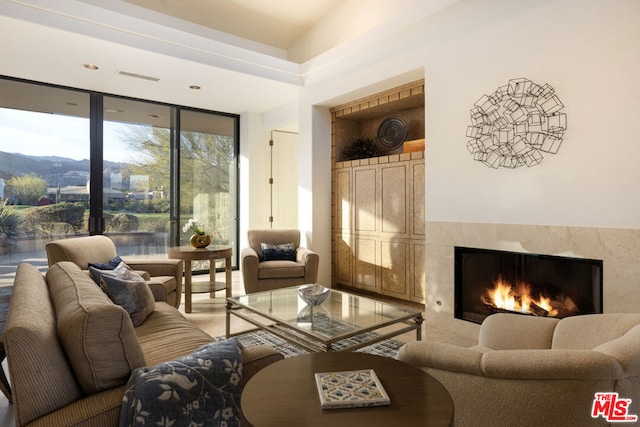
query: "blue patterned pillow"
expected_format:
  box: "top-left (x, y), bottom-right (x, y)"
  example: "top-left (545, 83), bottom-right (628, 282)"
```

top-left (89, 255), bottom-right (123, 270)
top-left (120, 339), bottom-right (243, 427)
top-left (260, 242), bottom-right (296, 261)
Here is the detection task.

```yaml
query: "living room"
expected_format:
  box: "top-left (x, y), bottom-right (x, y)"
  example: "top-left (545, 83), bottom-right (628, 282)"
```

top-left (0, 0), bottom-right (639, 425)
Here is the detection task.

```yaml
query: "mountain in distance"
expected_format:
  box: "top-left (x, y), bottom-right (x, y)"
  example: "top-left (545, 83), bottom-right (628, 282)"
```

top-left (0, 151), bottom-right (129, 186)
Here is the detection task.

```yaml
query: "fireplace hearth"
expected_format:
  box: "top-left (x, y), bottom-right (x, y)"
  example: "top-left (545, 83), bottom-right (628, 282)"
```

top-left (454, 246), bottom-right (603, 324)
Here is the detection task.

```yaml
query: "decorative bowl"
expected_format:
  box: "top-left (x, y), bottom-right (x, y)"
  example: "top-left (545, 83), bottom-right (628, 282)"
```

top-left (297, 284), bottom-right (330, 306)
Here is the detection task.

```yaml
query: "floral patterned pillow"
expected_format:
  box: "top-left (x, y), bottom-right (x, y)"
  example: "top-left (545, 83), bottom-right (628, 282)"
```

top-left (120, 339), bottom-right (243, 427)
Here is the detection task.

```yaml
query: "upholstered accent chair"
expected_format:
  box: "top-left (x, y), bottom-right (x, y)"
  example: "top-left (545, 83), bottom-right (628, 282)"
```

top-left (45, 235), bottom-right (184, 308)
top-left (241, 229), bottom-right (319, 294)
top-left (397, 313), bottom-right (640, 427)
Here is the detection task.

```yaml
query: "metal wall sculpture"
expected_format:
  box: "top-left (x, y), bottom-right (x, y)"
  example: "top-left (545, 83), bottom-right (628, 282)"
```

top-left (466, 78), bottom-right (567, 168)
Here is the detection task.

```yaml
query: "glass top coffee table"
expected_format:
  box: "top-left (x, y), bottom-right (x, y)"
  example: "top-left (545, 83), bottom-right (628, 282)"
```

top-left (225, 286), bottom-right (423, 352)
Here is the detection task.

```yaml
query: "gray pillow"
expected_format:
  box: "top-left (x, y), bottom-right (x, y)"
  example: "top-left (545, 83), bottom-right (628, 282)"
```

top-left (89, 262), bottom-right (155, 327)
top-left (120, 338), bottom-right (243, 427)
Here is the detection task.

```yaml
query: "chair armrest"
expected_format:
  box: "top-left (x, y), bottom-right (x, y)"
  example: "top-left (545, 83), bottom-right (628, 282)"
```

top-left (121, 258), bottom-right (183, 281)
top-left (241, 248), bottom-right (259, 293)
top-left (297, 248), bottom-right (319, 284)
top-left (482, 349), bottom-right (624, 380)
top-left (594, 324), bottom-right (640, 376)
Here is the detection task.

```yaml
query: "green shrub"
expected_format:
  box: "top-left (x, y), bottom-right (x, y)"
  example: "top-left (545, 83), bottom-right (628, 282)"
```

top-left (0, 201), bottom-right (21, 238)
top-left (106, 214), bottom-right (139, 232)
top-left (22, 203), bottom-right (86, 235)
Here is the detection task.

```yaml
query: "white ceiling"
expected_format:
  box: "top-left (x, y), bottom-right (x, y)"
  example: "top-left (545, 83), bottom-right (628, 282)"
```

top-left (0, 0), bottom-right (444, 116)
top-left (122, 0), bottom-right (343, 53)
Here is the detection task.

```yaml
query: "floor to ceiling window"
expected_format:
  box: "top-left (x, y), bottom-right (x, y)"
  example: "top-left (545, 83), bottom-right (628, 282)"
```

top-left (0, 77), bottom-right (239, 286)
top-left (178, 109), bottom-right (238, 273)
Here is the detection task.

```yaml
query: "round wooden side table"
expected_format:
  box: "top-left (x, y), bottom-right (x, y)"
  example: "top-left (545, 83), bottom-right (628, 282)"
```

top-left (241, 352), bottom-right (454, 427)
top-left (168, 245), bottom-right (232, 313)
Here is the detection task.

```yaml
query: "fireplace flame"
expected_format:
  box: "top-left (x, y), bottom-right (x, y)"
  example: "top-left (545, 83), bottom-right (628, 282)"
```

top-left (483, 275), bottom-right (559, 317)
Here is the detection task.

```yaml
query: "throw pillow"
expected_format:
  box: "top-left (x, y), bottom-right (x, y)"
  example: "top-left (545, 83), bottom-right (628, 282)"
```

top-left (120, 338), bottom-right (243, 427)
top-left (260, 242), bottom-right (296, 262)
top-left (88, 255), bottom-right (123, 270)
top-left (89, 262), bottom-right (155, 326)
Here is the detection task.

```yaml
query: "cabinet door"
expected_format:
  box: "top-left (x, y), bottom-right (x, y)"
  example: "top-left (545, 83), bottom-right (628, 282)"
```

top-left (409, 240), bottom-right (426, 303)
top-left (335, 168), bottom-right (352, 233)
top-left (353, 236), bottom-right (378, 291)
top-left (335, 233), bottom-right (352, 286)
top-left (353, 166), bottom-right (378, 235)
top-left (379, 238), bottom-right (409, 299)
top-left (410, 159), bottom-right (425, 239)
top-left (379, 163), bottom-right (409, 238)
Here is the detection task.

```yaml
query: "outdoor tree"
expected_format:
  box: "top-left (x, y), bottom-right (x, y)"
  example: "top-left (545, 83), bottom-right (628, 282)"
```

top-left (121, 125), bottom-right (234, 238)
top-left (6, 173), bottom-right (48, 205)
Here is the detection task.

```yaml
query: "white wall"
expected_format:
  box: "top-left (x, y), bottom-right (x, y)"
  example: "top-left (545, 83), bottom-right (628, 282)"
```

top-left (296, 0), bottom-right (640, 285)
top-left (423, 0), bottom-right (640, 228)
top-left (302, 0), bottom-right (640, 225)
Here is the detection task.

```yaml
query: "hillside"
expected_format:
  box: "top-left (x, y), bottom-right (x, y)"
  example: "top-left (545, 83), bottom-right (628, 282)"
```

top-left (0, 151), bottom-right (126, 186)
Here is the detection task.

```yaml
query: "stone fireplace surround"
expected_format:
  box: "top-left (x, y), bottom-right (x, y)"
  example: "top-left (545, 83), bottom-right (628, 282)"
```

top-left (424, 221), bottom-right (640, 343)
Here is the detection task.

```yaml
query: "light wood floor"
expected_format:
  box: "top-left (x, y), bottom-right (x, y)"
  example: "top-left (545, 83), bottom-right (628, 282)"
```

top-left (0, 271), bottom-right (468, 426)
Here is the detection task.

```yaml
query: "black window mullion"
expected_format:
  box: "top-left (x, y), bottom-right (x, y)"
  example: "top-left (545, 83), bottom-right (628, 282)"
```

top-left (88, 93), bottom-right (104, 235)
top-left (170, 107), bottom-right (180, 246)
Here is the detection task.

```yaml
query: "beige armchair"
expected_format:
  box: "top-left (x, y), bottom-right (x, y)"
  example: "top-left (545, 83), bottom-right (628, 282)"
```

top-left (397, 313), bottom-right (640, 427)
top-left (45, 235), bottom-right (184, 308)
top-left (241, 229), bottom-right (319, 294)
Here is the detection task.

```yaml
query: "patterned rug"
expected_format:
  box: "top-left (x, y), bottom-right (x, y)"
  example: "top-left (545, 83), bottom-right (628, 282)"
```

top-left (217, 329), bottom-right (405, 359)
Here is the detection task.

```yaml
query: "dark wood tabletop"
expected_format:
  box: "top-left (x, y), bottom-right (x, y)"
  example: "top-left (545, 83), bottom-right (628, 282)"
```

top-left (241, 351), bottom-right (453, 427)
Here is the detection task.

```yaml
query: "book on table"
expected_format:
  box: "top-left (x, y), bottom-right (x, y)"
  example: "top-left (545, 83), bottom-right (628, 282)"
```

top-left (314, 369), bottom-right (391, 409)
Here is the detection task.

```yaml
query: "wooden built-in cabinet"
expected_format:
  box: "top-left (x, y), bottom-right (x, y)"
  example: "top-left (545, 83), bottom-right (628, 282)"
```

top-left (331, 80), bottom-right (425, 304)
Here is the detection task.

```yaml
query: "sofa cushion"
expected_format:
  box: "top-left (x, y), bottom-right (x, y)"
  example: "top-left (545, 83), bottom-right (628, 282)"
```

top-left (135, 303), bottom-right (216, 366)
top-left (47, 261), bottom-right (146, 395)
top-left (89, 263), bottom-right (156, 326)
top-left (258, 261), bottom-right (305, 279)
top-left (479, 313), bottom-right (560, 350)
top-left (120, 338), bottom-right (243, 427)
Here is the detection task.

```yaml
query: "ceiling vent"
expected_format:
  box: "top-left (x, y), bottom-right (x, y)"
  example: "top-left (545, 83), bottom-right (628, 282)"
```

top-left (117, 70), bottom-right (160, 82)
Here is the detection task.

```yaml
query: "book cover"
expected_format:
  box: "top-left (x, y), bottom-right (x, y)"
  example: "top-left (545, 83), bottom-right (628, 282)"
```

top-left (314, 369), bottom-right (391, 409)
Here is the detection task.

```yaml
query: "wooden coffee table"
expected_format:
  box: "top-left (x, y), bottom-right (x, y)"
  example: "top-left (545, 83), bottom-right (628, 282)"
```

top-left (241, 352), bottom-right (453, 427)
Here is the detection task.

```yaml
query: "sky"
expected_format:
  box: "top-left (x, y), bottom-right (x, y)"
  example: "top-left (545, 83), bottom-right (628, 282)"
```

top-left (0, 108), bottom-right (132, 163)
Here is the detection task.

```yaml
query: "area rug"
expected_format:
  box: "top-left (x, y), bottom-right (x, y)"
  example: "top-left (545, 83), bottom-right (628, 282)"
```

top-left (216, 329), bottom-right (405, 359)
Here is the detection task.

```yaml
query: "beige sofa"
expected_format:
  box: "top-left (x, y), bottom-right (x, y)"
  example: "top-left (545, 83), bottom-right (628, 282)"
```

top-left (397, 313), bottom-right (640, 427)
top-left (4, 261), bottom-right (283, 426)
top-left (241, 229), bottom-right (319, 294)
top-left (45, 235), bottom-right (184, 308)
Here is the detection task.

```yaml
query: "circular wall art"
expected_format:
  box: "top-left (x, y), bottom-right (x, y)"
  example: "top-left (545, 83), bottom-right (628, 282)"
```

top-left (465, 78), bottom-right (567, 169)
top-left (376, 117), bottom-right (408, 151)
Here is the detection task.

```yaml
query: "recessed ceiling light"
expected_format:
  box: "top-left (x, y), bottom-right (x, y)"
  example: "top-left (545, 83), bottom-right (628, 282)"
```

top-left (189, 85), bottom-right (201, 90)
top-left (66, 102), bottom-right (78, 106)
top-left (149, 114), bottom-right (160, 118)
top-left (83, 64), bottom-right (99, 70)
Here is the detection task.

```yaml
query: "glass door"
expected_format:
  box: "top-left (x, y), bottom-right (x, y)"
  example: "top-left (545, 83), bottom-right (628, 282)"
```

top-left (179, 109), bottom-right (239, 272)
top-left (102, 96), bottom-right (172, 258)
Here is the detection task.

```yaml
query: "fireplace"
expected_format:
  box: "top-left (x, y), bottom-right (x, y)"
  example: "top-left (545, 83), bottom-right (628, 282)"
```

top-left (454, 246), bottom-right (603, 324)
